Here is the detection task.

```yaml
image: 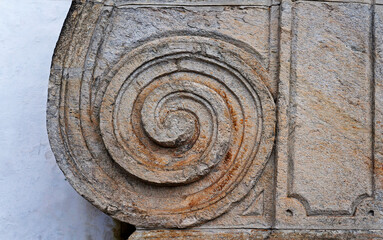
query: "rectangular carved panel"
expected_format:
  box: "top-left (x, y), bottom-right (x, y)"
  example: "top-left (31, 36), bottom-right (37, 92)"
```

top-left (276, 0), bottom-right (382, 229)
top-left (288, 1), bottom-right (373, 215)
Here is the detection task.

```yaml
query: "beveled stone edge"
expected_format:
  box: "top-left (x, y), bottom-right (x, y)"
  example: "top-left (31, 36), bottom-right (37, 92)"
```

top-left (295, 0), bottom-right (383, 5)
top-left (73, 0), bottom-right (281, 7)
top-left (129, 229), bottom-right (383, 239)
top-left (73, 0), bottom-right (382, 6)
top-left (293, 0), bottom-right (373, 4)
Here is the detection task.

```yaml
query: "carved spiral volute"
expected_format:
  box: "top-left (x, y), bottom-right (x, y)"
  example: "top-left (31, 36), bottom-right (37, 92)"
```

top-left (49, 35), bottom-right (275, 228)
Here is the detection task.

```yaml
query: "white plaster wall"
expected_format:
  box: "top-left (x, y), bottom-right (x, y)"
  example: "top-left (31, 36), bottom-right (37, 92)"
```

top-left (0, 1), bottom-right (116, 239)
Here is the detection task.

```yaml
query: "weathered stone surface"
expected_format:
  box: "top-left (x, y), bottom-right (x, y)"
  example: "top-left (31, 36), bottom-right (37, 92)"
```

top-left (75, 0), bottom-right (280, 6)
top-left (276, 0), bottom-right (382, 230)
top-left (47, 0), bottom-right (276, 229)
top-left (47, 0), bottom-right (383, 238)
top-left (130, 229), bottom-right (383, 239)
top-left (289, 2), bottom-right (372, 215)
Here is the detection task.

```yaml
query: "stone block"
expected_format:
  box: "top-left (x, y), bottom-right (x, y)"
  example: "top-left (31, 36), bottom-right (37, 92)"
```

top-left (46, 0), bottom-right (383, 238)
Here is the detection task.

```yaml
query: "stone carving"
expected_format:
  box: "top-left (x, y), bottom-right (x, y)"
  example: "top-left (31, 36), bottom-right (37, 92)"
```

top-left (242, 190), bottom-right (264, 216)
top-left (276, 0), bottom-right (383, 231)
top-left (47, 0), bottom-right (383, 238)
top-left (47, 3), bottom-right (276, 227)
top-left (289, 2), bottom-right (373, 216)
top-left (100, 37), bottom-right (276, 187)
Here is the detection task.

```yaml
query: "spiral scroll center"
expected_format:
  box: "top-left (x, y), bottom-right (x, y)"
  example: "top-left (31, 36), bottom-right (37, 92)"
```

top-left (144, 110), bottom-right (198, 148)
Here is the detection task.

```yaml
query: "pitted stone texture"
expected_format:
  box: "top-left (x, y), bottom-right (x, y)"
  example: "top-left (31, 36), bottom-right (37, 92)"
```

top-left (96, 4), bottom-right (278, 95)
top-left (47, 2), bottom-right (276, 229)
top-left (374, 3), bottom-right (383, 229)
top-left (202, 153), bottom-right (275, 228)
top-left (75, 0), bottom-right (280, 6)
top-left (130, 229), bottom-right (383, 240)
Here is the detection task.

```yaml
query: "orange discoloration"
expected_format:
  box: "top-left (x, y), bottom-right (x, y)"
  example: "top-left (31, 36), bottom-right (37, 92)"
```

top-left (53, 33), bottom-right (276, 228)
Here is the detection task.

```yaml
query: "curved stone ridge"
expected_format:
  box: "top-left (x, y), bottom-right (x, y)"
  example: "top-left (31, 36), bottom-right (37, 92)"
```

top-left (48, 30), bottom-right (275, 227)
top-left (100, 52), bottom-right (235, 185)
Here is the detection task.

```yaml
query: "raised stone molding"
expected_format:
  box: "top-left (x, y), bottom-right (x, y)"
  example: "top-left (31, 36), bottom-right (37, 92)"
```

top-left (75, 0), bottom-right (281, 6)
top-left (130, 229), bottom-right (383, 239)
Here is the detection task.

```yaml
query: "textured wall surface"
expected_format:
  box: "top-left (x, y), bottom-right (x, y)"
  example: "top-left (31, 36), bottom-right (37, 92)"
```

top-left (0, 1), bottom-right (115, 239)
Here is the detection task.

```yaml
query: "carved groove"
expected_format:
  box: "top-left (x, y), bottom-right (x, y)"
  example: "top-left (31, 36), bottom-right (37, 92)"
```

top-left (242, 190), bottom-right (264, 216)
top-left (47, 13), bottom-right (276, 228)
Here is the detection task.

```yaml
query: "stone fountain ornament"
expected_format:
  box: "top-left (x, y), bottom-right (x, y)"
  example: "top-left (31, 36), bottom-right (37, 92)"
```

top-left (47, 0), bottom-right (383, 238)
